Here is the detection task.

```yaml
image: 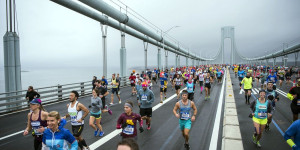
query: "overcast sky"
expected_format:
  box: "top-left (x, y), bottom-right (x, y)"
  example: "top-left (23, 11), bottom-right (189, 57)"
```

top-left (0, 0), bottom-right (299, 70)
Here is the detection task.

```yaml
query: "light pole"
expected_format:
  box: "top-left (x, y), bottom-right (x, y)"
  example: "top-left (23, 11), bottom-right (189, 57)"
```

top-left (162, 26), bottom-right (180, 71)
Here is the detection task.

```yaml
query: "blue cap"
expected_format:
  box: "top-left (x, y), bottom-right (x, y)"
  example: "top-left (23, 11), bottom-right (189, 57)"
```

top-left (30, 98), bottom-right (42, 105)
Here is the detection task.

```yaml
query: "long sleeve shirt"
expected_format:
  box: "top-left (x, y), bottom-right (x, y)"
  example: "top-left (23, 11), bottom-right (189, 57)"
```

top-left (138, 88), bottom-right (155, 108)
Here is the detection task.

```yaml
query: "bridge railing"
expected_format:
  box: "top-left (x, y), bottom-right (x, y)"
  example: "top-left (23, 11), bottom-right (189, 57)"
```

top-left (0, 76), bottom-right (130, 114)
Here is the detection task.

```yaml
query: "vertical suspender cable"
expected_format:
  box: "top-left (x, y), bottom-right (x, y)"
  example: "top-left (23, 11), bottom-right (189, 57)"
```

top-left (9, 0), bottom-right (12, 32)
top-left (13, 0), bottom-right (15, 32)
top-left (6, 0), bottom-right (8, 31)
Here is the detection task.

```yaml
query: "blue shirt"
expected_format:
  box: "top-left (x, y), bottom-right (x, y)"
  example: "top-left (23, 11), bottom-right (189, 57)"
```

top-left (216, 71), bottom-right (222, 77)
top-left (238, 70), bottom-right (245, 78)
top-left (267, 75), bottom-right (277, 83)
top-left (284, 120), bottom-right (300, 149)
top-left (43, 128), bottom-right (78, 150)
top-left (186, 82), bottom-right (194, 93)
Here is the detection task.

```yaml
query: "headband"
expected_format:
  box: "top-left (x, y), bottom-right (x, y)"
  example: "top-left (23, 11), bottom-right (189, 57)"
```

top-left (125, 103), bottom-right (133, 109)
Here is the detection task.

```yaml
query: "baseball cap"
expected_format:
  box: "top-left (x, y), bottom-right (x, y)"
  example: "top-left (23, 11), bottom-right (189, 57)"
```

top-left (30, 98), bottom-right (42, 105)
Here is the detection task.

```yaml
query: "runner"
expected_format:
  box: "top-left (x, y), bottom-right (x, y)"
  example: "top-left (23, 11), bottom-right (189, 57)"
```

top-left (278, 67), bottom-right (285, 89)
top-left (265, 82), bottom-right (279, 131)
top-left (25, 86), bottom-right (40, 106)
top-left (216, 69), bottom-right (222, 83)
top-left (23, 98), bottom-right (47, 150)
top-left (173, 90), bottom-right (197, 150)
top-left (42, 111), bottom-right (78, 150)
top-left (204, 73), bottom-right (213, 100)
top-left (250, 90), bottom-right (273, 148)
top-left (260, 69), bottom-right (268, 90)
top-left (129, 73), bottom-right (136, 96)
top-left (62, 91), bottom-right (90, 150)
top-left (267, 71), bottom-right (278, 90)
top-left (135, 79), bottom-right (143, 103)
top-left (284, 119), bottom-right (300, 150)
top-left (285, 68), bottom-right (292, 87)
top-left (145, 75), bottom-right (152, 90)
top-left (117, 73), bottom-right (122, 94)
top-left (287, 78), bottom-right (300, 122)
top-left (138, 82), bottom-right (155, 130)
top-left (170, 69), bottom-right (176, 91)
top-left (117, 138), bottom-right (139, 150)
top-left (110, 73), bottom-right (121, 105)
top-left (254, 69), bottom-right (261, 87)
top-left (95, 80), bottom-right (109, 109)
top-left (152, 69), bottom-right (157, 84)
top-left (174, 74), bottom-right (183, 101)
top-left (234, 65), bottom-right (238, 78)
top-left (160, 73), bottom-right (168, 103)
top-left (89, 89), bottom-right (112, 137)
top-left (116, 101), bottom-right (144, 140)
top-left (240, 72), bottom-right (253, 105)
top-left (186, 77), bottom-right (195, 101)
top-left (101, 76), bottom-right (108, 89)
top-left (238, 68), bottom-right (246, 85)
top-left (92, 76), bottom-right (97, 90)
top-left (198, 71), bottom-right (205, 94)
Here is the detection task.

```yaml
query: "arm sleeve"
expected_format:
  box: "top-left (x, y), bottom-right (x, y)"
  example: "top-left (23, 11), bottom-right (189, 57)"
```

top-left (284, 121), bottom-right (298, 147)
top-left (35, 92), bottom-right (40, 98)
top-left (116, 115), bottom-right (123, 129)
top-left (250, 100), bottom-right (255, 113)
top-left (149, 91), bottom-right (155, 103)
top-left (287, 93), bottom-right (294, 101)
top-left (267, 101), bottom-right (273, 114)
top-left (97, 98), bottom-right (102, 109)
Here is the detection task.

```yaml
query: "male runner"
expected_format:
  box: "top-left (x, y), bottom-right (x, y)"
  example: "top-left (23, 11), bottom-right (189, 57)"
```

top-left (138, 82), bottom-right (155, 130)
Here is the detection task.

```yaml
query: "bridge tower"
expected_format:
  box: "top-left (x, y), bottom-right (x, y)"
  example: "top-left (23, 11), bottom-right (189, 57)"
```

top-left (221, 26), bottom-right (236, 65)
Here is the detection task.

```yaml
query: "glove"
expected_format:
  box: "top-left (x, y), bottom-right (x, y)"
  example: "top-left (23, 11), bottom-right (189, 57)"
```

top-left (139, 127), bottom-right (144, 133)
top-left (121, 122), bottom-right (128, 129)
top-left (267, 95), bottom-right (274, 100)
top-left (88, 105), bottom-right (91, 108)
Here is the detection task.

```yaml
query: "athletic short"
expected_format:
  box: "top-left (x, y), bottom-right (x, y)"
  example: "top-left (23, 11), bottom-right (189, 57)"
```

top-left (256, 77), bottom-right (260, 80)
top-left (290, 103), bottom-right (300, 114)
top-left (205, 83), bottom-right (211, 89)
top-left (217, 77), bottom-right (222, 80)
top-left (112, 88), bottom-right (118, 95)
top-left (199, 81), bottom-right (204, 86)
top-left (72, 125), bottom-right (84, 137)
top-left (179, 119), bottom-right (192, 130)
top-left (279, 77), bottom-right (284, 81)
top-left (175, 85), bottom-right (181, 90)
top-left (286, 77), bottom-right (291, 80)
top-left (140, 108), bottom-right (152, 117)
top-left (131, 83), bottom-right (135, 87)
top-left (184, 79), bottom-right (188, 84)
top-left (90, 113), bottom-right (101, 119)
top-left (238, 77), bottom-right (243, 82)
top-left (260, 79), bottom-right (266, 84)
top-left (188, 93), bottom-right (194, 101)
top-left (152, 77), bottom-right (156, 81)
top-left (244, 89), bottom-right (251, 93)
top-left (160, 88), bottom-right (167, 93)
top-left (252, 117), bottom-right (267, 125)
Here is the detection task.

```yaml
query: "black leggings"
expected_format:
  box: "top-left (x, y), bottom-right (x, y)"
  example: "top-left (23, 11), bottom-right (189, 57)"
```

top-left (101, 97), bottom-right (106, 109)
top-left (34, 137), bottom-right (42, 150)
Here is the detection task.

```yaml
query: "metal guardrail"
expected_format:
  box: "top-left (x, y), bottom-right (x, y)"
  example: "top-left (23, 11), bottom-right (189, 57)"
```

top-left (0, 76), bottom-right (130, 114)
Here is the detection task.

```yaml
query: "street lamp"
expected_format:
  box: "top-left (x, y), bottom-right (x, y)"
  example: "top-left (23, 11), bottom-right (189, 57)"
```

top-left (162, 26), bottom-right (180, 71)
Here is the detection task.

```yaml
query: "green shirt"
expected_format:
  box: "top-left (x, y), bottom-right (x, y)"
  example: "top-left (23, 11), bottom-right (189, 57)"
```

top-left (241, 77), bottom-right (253, 89)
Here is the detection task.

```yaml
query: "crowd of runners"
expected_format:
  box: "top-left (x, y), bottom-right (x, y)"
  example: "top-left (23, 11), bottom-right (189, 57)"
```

top-left (21, 64), bottom-right (300, 150)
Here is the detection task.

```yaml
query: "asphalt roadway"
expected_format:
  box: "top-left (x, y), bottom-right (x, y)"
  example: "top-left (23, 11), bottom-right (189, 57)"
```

top-left (0, 70), bottom-right (294, 150)
top-left (0, 76), bottom-right (225, 150)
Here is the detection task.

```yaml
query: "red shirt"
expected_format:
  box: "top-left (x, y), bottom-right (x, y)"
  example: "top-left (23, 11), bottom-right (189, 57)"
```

top-left (129, 76), bottom-right (136, 84)
top-left (117, 112), bottom-right (141, 138)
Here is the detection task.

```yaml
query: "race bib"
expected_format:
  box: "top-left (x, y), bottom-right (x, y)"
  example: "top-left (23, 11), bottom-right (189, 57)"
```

top-left (187, 87), bottom-right (193, 92)
top-left (141, 95), bottom-right (147, 101)
top-left (70, 115), bottom-right (78, 123)
top-left (131, 80), bottom-right (134, 83)
top-left (297, 99), bottom-right (300, 106)
top-left (161, 85), bottom-right (164, 88)
top-left (257, 111), bottom-right (267, 118)
top-left (123, 125), bottom-right (134, 135)
top-left (180, 112), bottom-right (190, 120)
top-left (31, 121), bottom-right (42, 135)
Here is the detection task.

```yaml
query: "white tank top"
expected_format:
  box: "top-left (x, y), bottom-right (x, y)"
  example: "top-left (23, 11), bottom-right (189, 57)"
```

top-left (199, 74), bottom-right (204, 81)
top-left (68, 101), bottom-right (84, 125)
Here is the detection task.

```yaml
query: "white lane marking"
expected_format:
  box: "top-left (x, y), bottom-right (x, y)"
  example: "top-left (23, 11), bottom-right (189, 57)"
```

top-left (276, 90), bottom-right (288, 98)
top-left (252, 88), bottom-right (257, 95)
top-left (89, 88), bottom-right (186, 150)
top-left (254, 88), bottom-right (259, 94)
top-left (276, 89), bottom-right (287, 95)
top-left (0, 131), bottom-right (24, 141)
top-left (209, 70), bottom-right (226, 150)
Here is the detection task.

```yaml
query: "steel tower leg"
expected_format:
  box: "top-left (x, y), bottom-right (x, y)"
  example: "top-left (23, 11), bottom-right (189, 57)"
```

top-left (101, 23), bottom-right (108, 78)
top-left (120, 31), bottom-right (126, 77)
top-left (157, 48), bottom-right (161, 70)
top-left (143, 41), bottom-right (148, 71)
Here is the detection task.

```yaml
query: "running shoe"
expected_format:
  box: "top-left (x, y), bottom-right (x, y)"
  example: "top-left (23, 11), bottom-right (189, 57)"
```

top-left (108, 108), bottom-right (112, 115)
top-left (94, 129), bottom-right (99, 136)
top-left (184, 143), bottom-right (190, 150)
top-left (165, 96), bottom-right (167, 100)
top-left (83, 146), bottom-right (90, 150)
top-left (119, 100), bottom-right (121, 104)
top-left (256, 141), bottom-right (261, 148)
top-left (99, 131), bottom-right (104, 137)
top-left (252, 135), bottom-right (256, 144)
top-left (109, 103), bottom-right (113, 105)
top-left (147, 124), bottom-right (151, 130)
top-left (160, 100), bottom-right (163, 103)
top-left (208, 96), bottom-right (210, 100)
top-left (205, 97), bottom-right (207, 100)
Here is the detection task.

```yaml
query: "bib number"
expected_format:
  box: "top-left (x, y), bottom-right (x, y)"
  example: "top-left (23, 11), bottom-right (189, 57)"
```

top-left (123, 125), bottom-right (134, 135)
top-left (180, 112), bottom-right (190, 120)
top-left (131, 80), bottom-right (134, 83)
top-left (141, 95), bottom-right (147, 101)
top-left (258, 111), bottom-right (267, 118)
top-left (297, 99), bottom-right (300, 106)
top-left (71, 115), bottom-right (78, 123)
top-left (31, 121), bottom-right (42, 135)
